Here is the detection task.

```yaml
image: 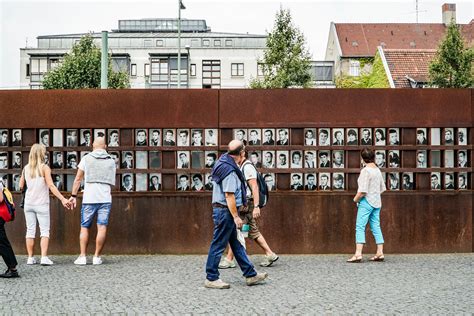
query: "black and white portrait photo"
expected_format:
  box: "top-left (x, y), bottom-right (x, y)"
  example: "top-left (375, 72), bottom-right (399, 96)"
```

top-left (121, 174), bottom-right (134, 192)
top-left (44, 152), bottom-right (50, 166)
top-left (177, 174), bottom-right (190, 191)
top-left (249, 151), bottom-right (262, 168)
top-left (177, 129), bottom-right (190, 146)
top-left (262, 151), bottom-right (275, 168)
top-left (205, 129), bottom-right (218, 146)
top-left (52, 174), bottom-right (63, 191)
top-left (66, 152), bottom-right (78, 169)
top-left (332, 150), bottom-right (344, 168)
top-left (457, 128), bottom-right (467, 145)
top-left (290, 173), bottom-right (303, 191)
top-left (346, 128), bottom-right (358, 145)
top-left (39, 129), bottom-right (49, 147)
top-left (333, 173), bottom-right (344, 190)
top-left (53, 129), bottom-right (63, 147)
top-left (276, 151), bottom-right (289, 168)
top-left (66, 129), bottom-right (79, 147)
top-left (163, 129), bottom-right (176, 146)
top-left (0, 174), bottom-right (8, 188)
top-left (304, 128), bottom-right (316, 146)
top-left (388, 128), bottom-right (400, 145)
top-left (430, 172), bottom-right (441, 190)
top-left (11, 129), bottom-right (21, 146)
top-left (360, 128), bottom-right (372, 146)
top-left (304, 150), bottom-right (316, 168)
top-left (0, 152), bottom-right (7, 169)
top-left (136, 173), bottom-right (147, 192)
top-left (205, 151), bottom-right (218, 168)
top-left (304, 173), bottom-right (317, 190)
top-left (110, 151), bottom-right (120, 169)
top-left (374, 128), bottom-right (386, 146)
top-left (444, 173), bottom-right (455, 190)
top-left (12, 151), bottom-right (22, 169)
top-left (204, 173), bottom-right (213, 191)
top-left (402, 173), bottom-right (414, 190)
top-left (318, 128), bottom-right (330, 146)
top-left (149, 173), bottom-right (162, 191)
top-left (108, 129), bottom-right (120, 147)
top-left (388, 150), bottom-right (400, 168)
top-left (318, 151), bottom-right (330, 168)
top-left (234, 129), bottom-right (247, 145)
top-left (149, 151), bottom-right (161, 169)
top-left (375, 150), bottom-right (386, 168)
top-left (264, 173), bottom-right (276, 191)
top-left (458, 150), bottom-right (468, 167)
top-left (276, 129), bottom-right (290, 146)
top-left (149, 129), bottom-right (161, 146)
top-left (121, 151), bottom-right (134, 169)
top-left (191, 173), bottom-right (205, 191)
top-left (389, 173), bottom-right (399, 190)
top-left (191, 129), bottom-right (204, 146)
top-left (416, 150), bottom-right (427, 168)
top-left (444, 128), bottom-right (454, 145)
top-left (52, 151), bottom-right (63, 169)
top-left (332, 128), bottom-right (344, 146)
top-left (262, 129), bottom-right (275, 145)
top-left (290, 150), bottom-right (303, 168)
top-left (135, 129), bottom-right (148, 146)
top-left (13, 174), bottom-right (21, 191)
top-left (430, 128), bottom-right (441, 145)
top-left (135, 151), bottom-right (148, 169)
top-left (458, 173), bottom-right (468, 190)
top-left (191, 151), bottom-right (204, 169)
top-left (80, 129), bottom-right (92, 147)
top-left (94, 129), bottom-right (106, 141)
top-left (177, 151), bottom-right (190, 169)
top-left (248, 129), bottom-right (261, 145)
top-left (444, 150), bottom-right (454, 168)
top-left (318, 173), bottom-right (331, 191)
top-left (0, 130), bottom-right (8, 147)
top-left (416, 128), bottom-right (428, 145)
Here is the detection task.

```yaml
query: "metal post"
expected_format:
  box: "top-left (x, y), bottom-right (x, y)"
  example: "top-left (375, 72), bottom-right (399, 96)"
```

top-left (177, 1), bottom-right (181, 88)
top-left (101, 31), bottom-right (108, 89)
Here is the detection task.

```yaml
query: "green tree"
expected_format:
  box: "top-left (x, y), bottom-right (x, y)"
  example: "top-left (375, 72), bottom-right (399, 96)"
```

top-left (429, 21), bottom-right (474, 88)
top-left (335, 53), bottom-right (389, 88)
top-left (43, 34), bottom-right (130, 89)
top-left (250, 7), bottom-right (312, 88)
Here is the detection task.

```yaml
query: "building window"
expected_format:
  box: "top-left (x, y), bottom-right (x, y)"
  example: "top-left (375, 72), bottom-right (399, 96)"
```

top-left (190, 64), bottom-right (196, 77)
top-left (144, 39), bottom-right (152, 47)
top-left (349, 60), bottom-right (360, 77)
top-left (131, 64), bottom-right (137, 77)
top-left (144, 63), bottom-right (150, 77)
top-left (231, 63), bottom-right (244, 77)
top-left (191, 39), bottom-right (199, 47)
top-left (202, 60), bottom-right (221, 88)
top-left (225, 39), bottom-right (233, 47)
top-left (150, 56), bottom-right (188, 87)
top-left (156, 40), bottom-right (164, 47)
top-left (49, 58), bottom-right (61, 71)
top-left (214, 40), bottom-right (221, 47)
top-left (111, 56), bottom-right (130, 74)
top-left (203, 39), bottom-right (210, 47)
top-left (26, 64), bottom-right (30, 77)
top-left (257, 63), bottom-right (265, 77)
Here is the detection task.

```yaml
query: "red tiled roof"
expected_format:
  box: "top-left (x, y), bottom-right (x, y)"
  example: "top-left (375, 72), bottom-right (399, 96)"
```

top-left (335, 22), bottom-right (473, 56)
top-left (382, 49), bottom-right (437, 88)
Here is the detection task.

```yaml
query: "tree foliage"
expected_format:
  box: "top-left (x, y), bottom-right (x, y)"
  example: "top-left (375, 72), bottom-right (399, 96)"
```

top-left (250, 7), bottom-right (312, 88)
top-left (43, 34), bottom-right (130, 89)
top-left (335, 53), bottom-right (389, 88)
top-left (429, 21), bottom-right (474, 88)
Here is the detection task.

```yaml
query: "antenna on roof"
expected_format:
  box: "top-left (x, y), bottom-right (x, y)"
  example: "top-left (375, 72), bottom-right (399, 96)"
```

top-left (416, 0), bottom-right (419, 23)
top-left (25, 37), bottom-right (28, 48)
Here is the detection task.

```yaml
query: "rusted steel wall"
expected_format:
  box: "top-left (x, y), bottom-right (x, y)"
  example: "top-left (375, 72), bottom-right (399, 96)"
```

top-left (1, 89), bottom-right (472, 254)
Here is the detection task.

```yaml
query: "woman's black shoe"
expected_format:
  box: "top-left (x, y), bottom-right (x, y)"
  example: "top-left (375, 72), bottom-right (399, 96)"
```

top-left (0, 269), bottom-right (19, 278)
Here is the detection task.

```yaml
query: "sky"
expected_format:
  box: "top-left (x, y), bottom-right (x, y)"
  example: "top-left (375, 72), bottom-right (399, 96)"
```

top-left (0, 0), bottom-right (472, 89)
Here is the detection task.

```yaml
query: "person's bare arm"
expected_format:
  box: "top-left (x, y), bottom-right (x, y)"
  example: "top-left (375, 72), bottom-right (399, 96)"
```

top-left (247, 178), bottom-right (261, 219)
top-left (69, 169), bottom-right (85, 209)
top-left (225, 192), bottom-right (243, 228)
top-left (19, 169), bottom-right (25, 191)
top-left (353, 191), bottom-right (366, 203)
top-left (42, 165), bottom-right (70, 209)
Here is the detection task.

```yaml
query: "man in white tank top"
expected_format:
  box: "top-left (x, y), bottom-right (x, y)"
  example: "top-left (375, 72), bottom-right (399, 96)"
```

top-left (69, 137), bottom-right (116, 265)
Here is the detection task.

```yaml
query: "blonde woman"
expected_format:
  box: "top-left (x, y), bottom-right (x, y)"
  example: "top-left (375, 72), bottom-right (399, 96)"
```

top-left (20, 144), bottom-right (70, 266)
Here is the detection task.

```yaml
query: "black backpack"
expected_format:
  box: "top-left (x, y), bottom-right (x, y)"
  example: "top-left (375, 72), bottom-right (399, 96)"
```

top-left (241, 161), bottom-right (269, 208)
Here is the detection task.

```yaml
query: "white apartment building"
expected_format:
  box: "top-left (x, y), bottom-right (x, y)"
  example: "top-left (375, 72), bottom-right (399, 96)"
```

top-left (20, 18), bottom-right (334, 89)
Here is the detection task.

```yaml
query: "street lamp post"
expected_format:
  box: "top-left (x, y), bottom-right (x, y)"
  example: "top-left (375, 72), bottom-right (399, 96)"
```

top-left (178, 0), bottom-right (186, 88)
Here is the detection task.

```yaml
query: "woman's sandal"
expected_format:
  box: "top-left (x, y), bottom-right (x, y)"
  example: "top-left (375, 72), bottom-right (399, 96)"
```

top-left (346, 255), bottom-right (362, 263)
top-left (369, 254), bottom-right (385, 262)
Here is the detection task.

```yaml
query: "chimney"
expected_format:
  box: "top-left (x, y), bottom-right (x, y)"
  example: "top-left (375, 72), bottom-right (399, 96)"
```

top-left (442, 3), bottom-right (456, 25)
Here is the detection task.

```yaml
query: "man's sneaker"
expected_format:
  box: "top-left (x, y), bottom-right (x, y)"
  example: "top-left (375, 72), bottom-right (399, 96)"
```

top-left (246, 272), bottom-right (268, 286)
top-left (40, 257), bottom-right (54, 266)
top-left (0, 269), bottom-right (20, 278)
top-left (26, 257), bottom-right (37, 265)
top-left (204, 279), bottom-right (230, 289)
top-left (92, 256), bottom-right (103, 265)
top-left (218, 258), bottom-right (236, 269)
top-left (259, 253), bottom-right (279, 267)
top-left (74, 256), bottom-right (87, 265)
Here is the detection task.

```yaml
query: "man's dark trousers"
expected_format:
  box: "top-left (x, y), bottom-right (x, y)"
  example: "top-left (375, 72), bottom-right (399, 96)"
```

top-left (0, 218), bottom-right (17, 269)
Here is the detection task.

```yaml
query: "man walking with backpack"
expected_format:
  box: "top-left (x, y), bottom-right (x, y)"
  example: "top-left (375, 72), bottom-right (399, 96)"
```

top-left (0, 182), bottom-right (19, 278)
top-left (219, 151), bottom-right (278, 269)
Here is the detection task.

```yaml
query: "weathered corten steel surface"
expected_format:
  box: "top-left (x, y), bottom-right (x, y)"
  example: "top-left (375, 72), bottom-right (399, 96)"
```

top-left (1, 89), bottom-right (473, 254)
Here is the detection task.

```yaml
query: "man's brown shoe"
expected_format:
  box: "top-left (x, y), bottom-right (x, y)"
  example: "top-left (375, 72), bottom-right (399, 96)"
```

top-left (205, 279), bottom-right (230, 289)
top-left (246, 272), bottom-right (268, 286)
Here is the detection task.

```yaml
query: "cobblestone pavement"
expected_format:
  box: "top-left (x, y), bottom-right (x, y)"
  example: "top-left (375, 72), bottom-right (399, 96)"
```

top-left (0, 254), bottom-right (472, 314)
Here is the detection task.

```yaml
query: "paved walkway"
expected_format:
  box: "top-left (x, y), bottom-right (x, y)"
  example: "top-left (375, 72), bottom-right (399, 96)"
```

top-left (0, 254), bottom-right (472, 314)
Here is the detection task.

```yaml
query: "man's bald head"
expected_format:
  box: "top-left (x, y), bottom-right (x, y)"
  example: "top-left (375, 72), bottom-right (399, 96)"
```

top-left (228, 140), bottom-right (244, 155)
top-left (93, 137), bottom-right (106, 150)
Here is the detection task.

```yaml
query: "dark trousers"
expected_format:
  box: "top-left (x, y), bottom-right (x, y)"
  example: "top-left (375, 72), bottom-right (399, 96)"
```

top-left (205, 207), bottom-right (257, 281)
top-left (0, 218), bottom-right (18, 269)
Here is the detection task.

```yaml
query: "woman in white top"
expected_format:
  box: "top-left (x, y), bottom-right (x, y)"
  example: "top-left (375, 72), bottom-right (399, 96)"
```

top-left (347, 148), bottom-right (386, 263)
top-left (19, 144), bottom-right (70, 265)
